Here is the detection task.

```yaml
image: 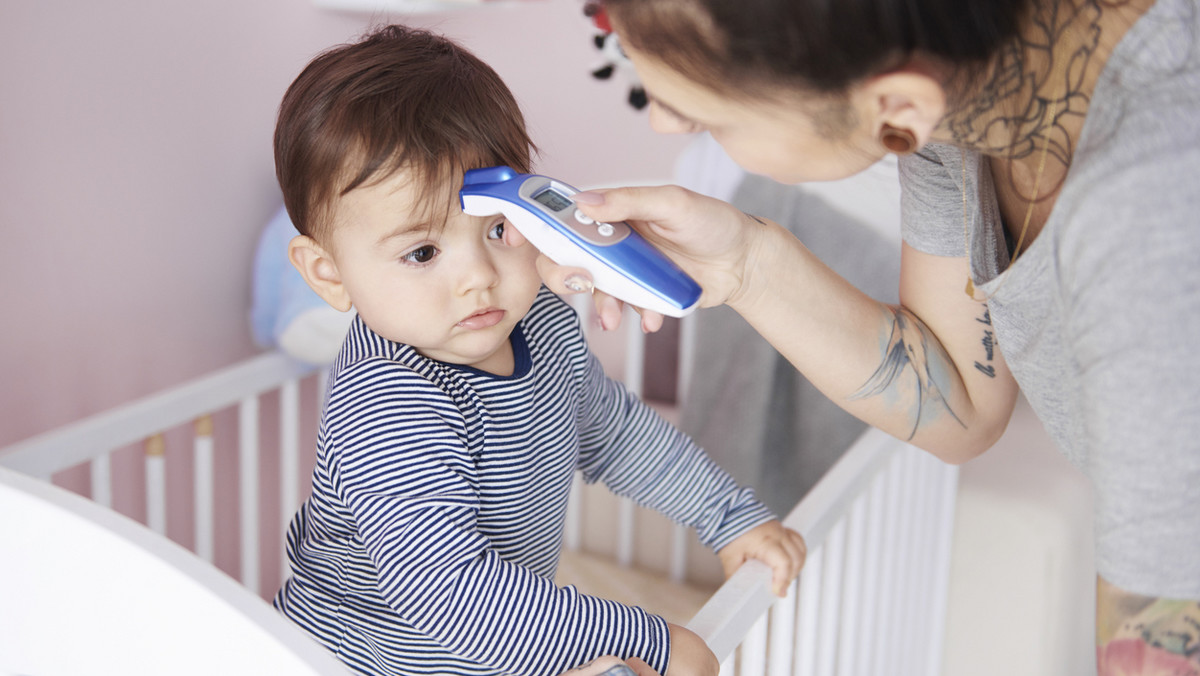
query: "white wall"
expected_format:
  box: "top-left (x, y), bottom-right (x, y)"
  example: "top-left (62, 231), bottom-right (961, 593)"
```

top-left (0, 0), bottom-right (688, 450)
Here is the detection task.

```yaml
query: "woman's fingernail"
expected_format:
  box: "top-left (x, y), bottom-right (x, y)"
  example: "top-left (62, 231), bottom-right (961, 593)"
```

top-left (572, 190), bottom-right (604, 205)
top-left (564, 275), bottom-right (593, 293)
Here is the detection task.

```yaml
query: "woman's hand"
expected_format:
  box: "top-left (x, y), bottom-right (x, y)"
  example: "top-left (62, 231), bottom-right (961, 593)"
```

top-left (554, 623), bottom-right (717, 676)
top-left (509, 184), bottom-right (767, 332)
top-left (559, 656), bottom-right (660, 676)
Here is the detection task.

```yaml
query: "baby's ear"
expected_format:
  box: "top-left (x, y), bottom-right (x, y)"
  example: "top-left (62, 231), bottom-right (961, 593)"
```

top-left (288, 235), bottom-right (352, 312)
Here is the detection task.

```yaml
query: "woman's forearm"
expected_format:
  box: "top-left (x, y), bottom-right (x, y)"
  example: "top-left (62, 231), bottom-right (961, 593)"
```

top-left (727, 217), bottom-right (1016, 463)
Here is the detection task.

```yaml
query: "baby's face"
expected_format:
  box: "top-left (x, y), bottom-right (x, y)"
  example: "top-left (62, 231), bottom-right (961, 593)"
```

top-left (324, 168), bottom-right (542, 375)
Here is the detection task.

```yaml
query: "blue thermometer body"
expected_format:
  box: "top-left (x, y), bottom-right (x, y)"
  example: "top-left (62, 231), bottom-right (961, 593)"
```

top-left (460, 166), bottom-right (701, 317)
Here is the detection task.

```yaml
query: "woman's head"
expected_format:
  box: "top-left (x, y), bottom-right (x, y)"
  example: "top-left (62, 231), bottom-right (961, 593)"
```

top-left (274, 24), bottom-right (534, 244)
top-left (604, 0), bottom-right (1034, 182)
top-left (605, 0), bottom-right (1032, 98)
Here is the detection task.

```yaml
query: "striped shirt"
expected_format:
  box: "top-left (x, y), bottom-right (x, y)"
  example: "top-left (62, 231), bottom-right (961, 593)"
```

top-left (275, 288), bottom-right (774, 675)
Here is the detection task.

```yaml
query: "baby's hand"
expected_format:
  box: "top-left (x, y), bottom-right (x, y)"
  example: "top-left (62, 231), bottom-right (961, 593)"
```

top-left (717, 521), bottom-right (806, 597)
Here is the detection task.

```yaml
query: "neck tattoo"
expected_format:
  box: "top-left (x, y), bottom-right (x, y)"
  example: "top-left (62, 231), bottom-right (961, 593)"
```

top-left (962, 22), bottom-right (1079, 301)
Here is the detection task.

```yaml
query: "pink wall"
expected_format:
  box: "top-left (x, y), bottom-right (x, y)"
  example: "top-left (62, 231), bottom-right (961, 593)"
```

top-left (0, 1), bottom-right (688, 590)
top-left (0, 0), bottom-right (687, 447)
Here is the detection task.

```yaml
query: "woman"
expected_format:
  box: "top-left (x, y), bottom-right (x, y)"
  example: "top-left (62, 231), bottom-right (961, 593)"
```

top-left (530, 0), bottom-right (1200, 672)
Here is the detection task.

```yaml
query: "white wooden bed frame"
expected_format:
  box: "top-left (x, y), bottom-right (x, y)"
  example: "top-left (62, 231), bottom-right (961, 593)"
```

top-left (0, 309), bottom-right (957, 676)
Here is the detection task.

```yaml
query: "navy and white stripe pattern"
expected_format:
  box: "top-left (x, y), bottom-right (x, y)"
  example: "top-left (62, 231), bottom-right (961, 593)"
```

top-left (275, 288), bottom-right (775, 675)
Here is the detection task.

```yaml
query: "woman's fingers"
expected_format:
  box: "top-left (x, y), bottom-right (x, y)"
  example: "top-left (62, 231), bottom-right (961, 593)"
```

top-left (526, 183), bottom-right (758, 328)
top-left (571, 184), bottom-right (693, 228)
top-left (560, 656), bottom-right (661, 676)
top-left (531, 252), bottom-right (667, 333)
top-left (534, 254), bottom-right (592, 294)
top-left (502, 219), bottom-right (529, 247)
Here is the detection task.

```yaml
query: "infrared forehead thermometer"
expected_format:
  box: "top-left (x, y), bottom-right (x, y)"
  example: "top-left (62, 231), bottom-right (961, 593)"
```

top-left (460, 166), bottom-right (701, 317)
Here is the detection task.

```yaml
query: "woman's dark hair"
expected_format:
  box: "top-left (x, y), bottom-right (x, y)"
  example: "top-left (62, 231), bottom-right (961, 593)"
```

top-left (274, 25), bottom-right (535, 242)
top-left (605, 0), bottom-right (1034, 96)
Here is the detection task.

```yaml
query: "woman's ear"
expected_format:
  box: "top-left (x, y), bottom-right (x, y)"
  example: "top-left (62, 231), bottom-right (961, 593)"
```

top-left (859, 65), bottom-right (948, 152)
top-left (288, 235), bottom-right (352, 312)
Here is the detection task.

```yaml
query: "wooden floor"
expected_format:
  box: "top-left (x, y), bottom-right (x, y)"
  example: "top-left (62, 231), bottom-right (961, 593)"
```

top-left (555, 549), bottom-right (716, 625)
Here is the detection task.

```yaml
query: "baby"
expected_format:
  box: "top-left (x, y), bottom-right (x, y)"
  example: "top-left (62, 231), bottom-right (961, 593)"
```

top-left (272, 24), bottom-right (805, 676)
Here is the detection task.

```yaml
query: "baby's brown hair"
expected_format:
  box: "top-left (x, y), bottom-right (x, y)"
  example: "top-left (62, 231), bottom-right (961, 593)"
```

top-left (275, 24), bottom-right (534, 243)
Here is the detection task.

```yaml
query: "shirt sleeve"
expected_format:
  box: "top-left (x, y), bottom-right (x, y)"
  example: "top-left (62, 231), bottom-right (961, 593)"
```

top-left (1061, 153), bottom-right (1200, 600)
top-left (898, 144), bottom-right (972, 258)
top-left (327, 358), bottom-right (671, 675)
top-left (573, 351), bottom-right (777, 552)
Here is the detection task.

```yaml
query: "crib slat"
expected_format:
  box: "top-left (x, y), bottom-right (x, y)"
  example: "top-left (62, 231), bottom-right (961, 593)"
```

top-left (239, 395), bottom-right (260, 596)
top-left (767, 580), bottom-right (798, 676)
top-left (909, 453), bottom-right (935, 676)
top-left (894, 453), bottom-right (918, 674)
top-left (616, 498), bottom-right (635, 567)
top-left (836, 492), bottom-right (869, 676)
top-left (145, 434), bottom-right (166, 536)
top-left (871, 451), bottom-right (905, 676)
top-left (793, 543), bottom-right (822, 676)
top-left (564, 472), bottom-right (583, 552)
top-left (856, 472), bottom-right (887, 676)
top-left (618, 308), bottom-right (642, 571)
top-left (676, 314), bottom-right (696, 405)
top-left (622, 307), bottom-right (644, 397)
top-left (90, 454), bottom-right (112, 509)
top-left (740, 613), bottom-right (770, 676)
top-left (672, 316), bottom-right (695, 584)
top-left (905, 455), bottom-right (937, 675)
top-left (316, 367), bottom-right (331, 414)
top-left (925, 463), bottom-right (959, 676)
top-left (909, 455), bottom-right (952, 676)
top-left (669, 522), bottom-right (688, 583)
top-left (814, 520), bottom-right (845, 676)
top-left (891, 449), bottom-right (921, 675)
top-left (280, 378), bottom-right (300, 583)
top-left (194, 416), bottom-right (215, 564)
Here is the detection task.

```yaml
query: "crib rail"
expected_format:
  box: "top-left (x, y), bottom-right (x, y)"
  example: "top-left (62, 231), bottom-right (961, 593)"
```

top-left (688, 428), bottom-right (957, 675)
top-left (0, 352), bottom-right (321, 597)
top-left (0, 352), bottom-right (315, 479)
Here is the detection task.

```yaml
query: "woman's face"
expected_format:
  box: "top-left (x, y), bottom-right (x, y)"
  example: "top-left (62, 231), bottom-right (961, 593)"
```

top-left (622, 42), bottom-right (887, 184)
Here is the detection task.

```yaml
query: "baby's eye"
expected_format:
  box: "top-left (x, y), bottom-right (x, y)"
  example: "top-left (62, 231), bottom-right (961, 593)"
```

top-left (487, 220), bottom-right (506, 240)
top-left (401, 244), bottom-right (439, 265)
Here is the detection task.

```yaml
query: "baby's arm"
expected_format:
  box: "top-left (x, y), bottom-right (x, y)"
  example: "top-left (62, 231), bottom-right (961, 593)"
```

top-left (716, 521), bottom-right (807, 596)
top-left (575, 352), bottom-right (784, 551)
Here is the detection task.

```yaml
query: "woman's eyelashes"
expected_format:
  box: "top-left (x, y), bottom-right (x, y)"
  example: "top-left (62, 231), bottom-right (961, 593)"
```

top-left (487, 219), bottom-right (506, 240)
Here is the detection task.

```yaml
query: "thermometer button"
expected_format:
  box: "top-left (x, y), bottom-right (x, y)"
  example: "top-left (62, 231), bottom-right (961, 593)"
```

top-left (574, 209), bottom-right (594, 225)
top-left (597, 223), bottom-right (615, 237)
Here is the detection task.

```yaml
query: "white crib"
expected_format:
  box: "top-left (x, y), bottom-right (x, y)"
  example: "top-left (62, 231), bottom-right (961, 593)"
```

top-left (0, 304), bottom-right (957, 676)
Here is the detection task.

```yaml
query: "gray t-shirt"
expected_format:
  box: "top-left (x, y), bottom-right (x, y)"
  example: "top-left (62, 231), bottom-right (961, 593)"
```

top-left (899, 0), bottom-right (1200, 599)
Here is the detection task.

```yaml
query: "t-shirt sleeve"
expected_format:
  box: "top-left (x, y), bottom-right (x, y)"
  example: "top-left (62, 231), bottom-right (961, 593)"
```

top-left (327, 358), bottom-right (671, 675)
top-left (1060, 153), bottom-right (1200, 600)
top-left (573, 352), bottom-right (777, 551)
top-left (899, 145), bottom-right (971, 257)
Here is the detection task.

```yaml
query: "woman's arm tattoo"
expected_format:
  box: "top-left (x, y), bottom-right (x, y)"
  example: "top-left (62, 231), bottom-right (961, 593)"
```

top-left (974, 306), bottom-right (998, 378)
top-left (849, 306), bottom-right (967, 440)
